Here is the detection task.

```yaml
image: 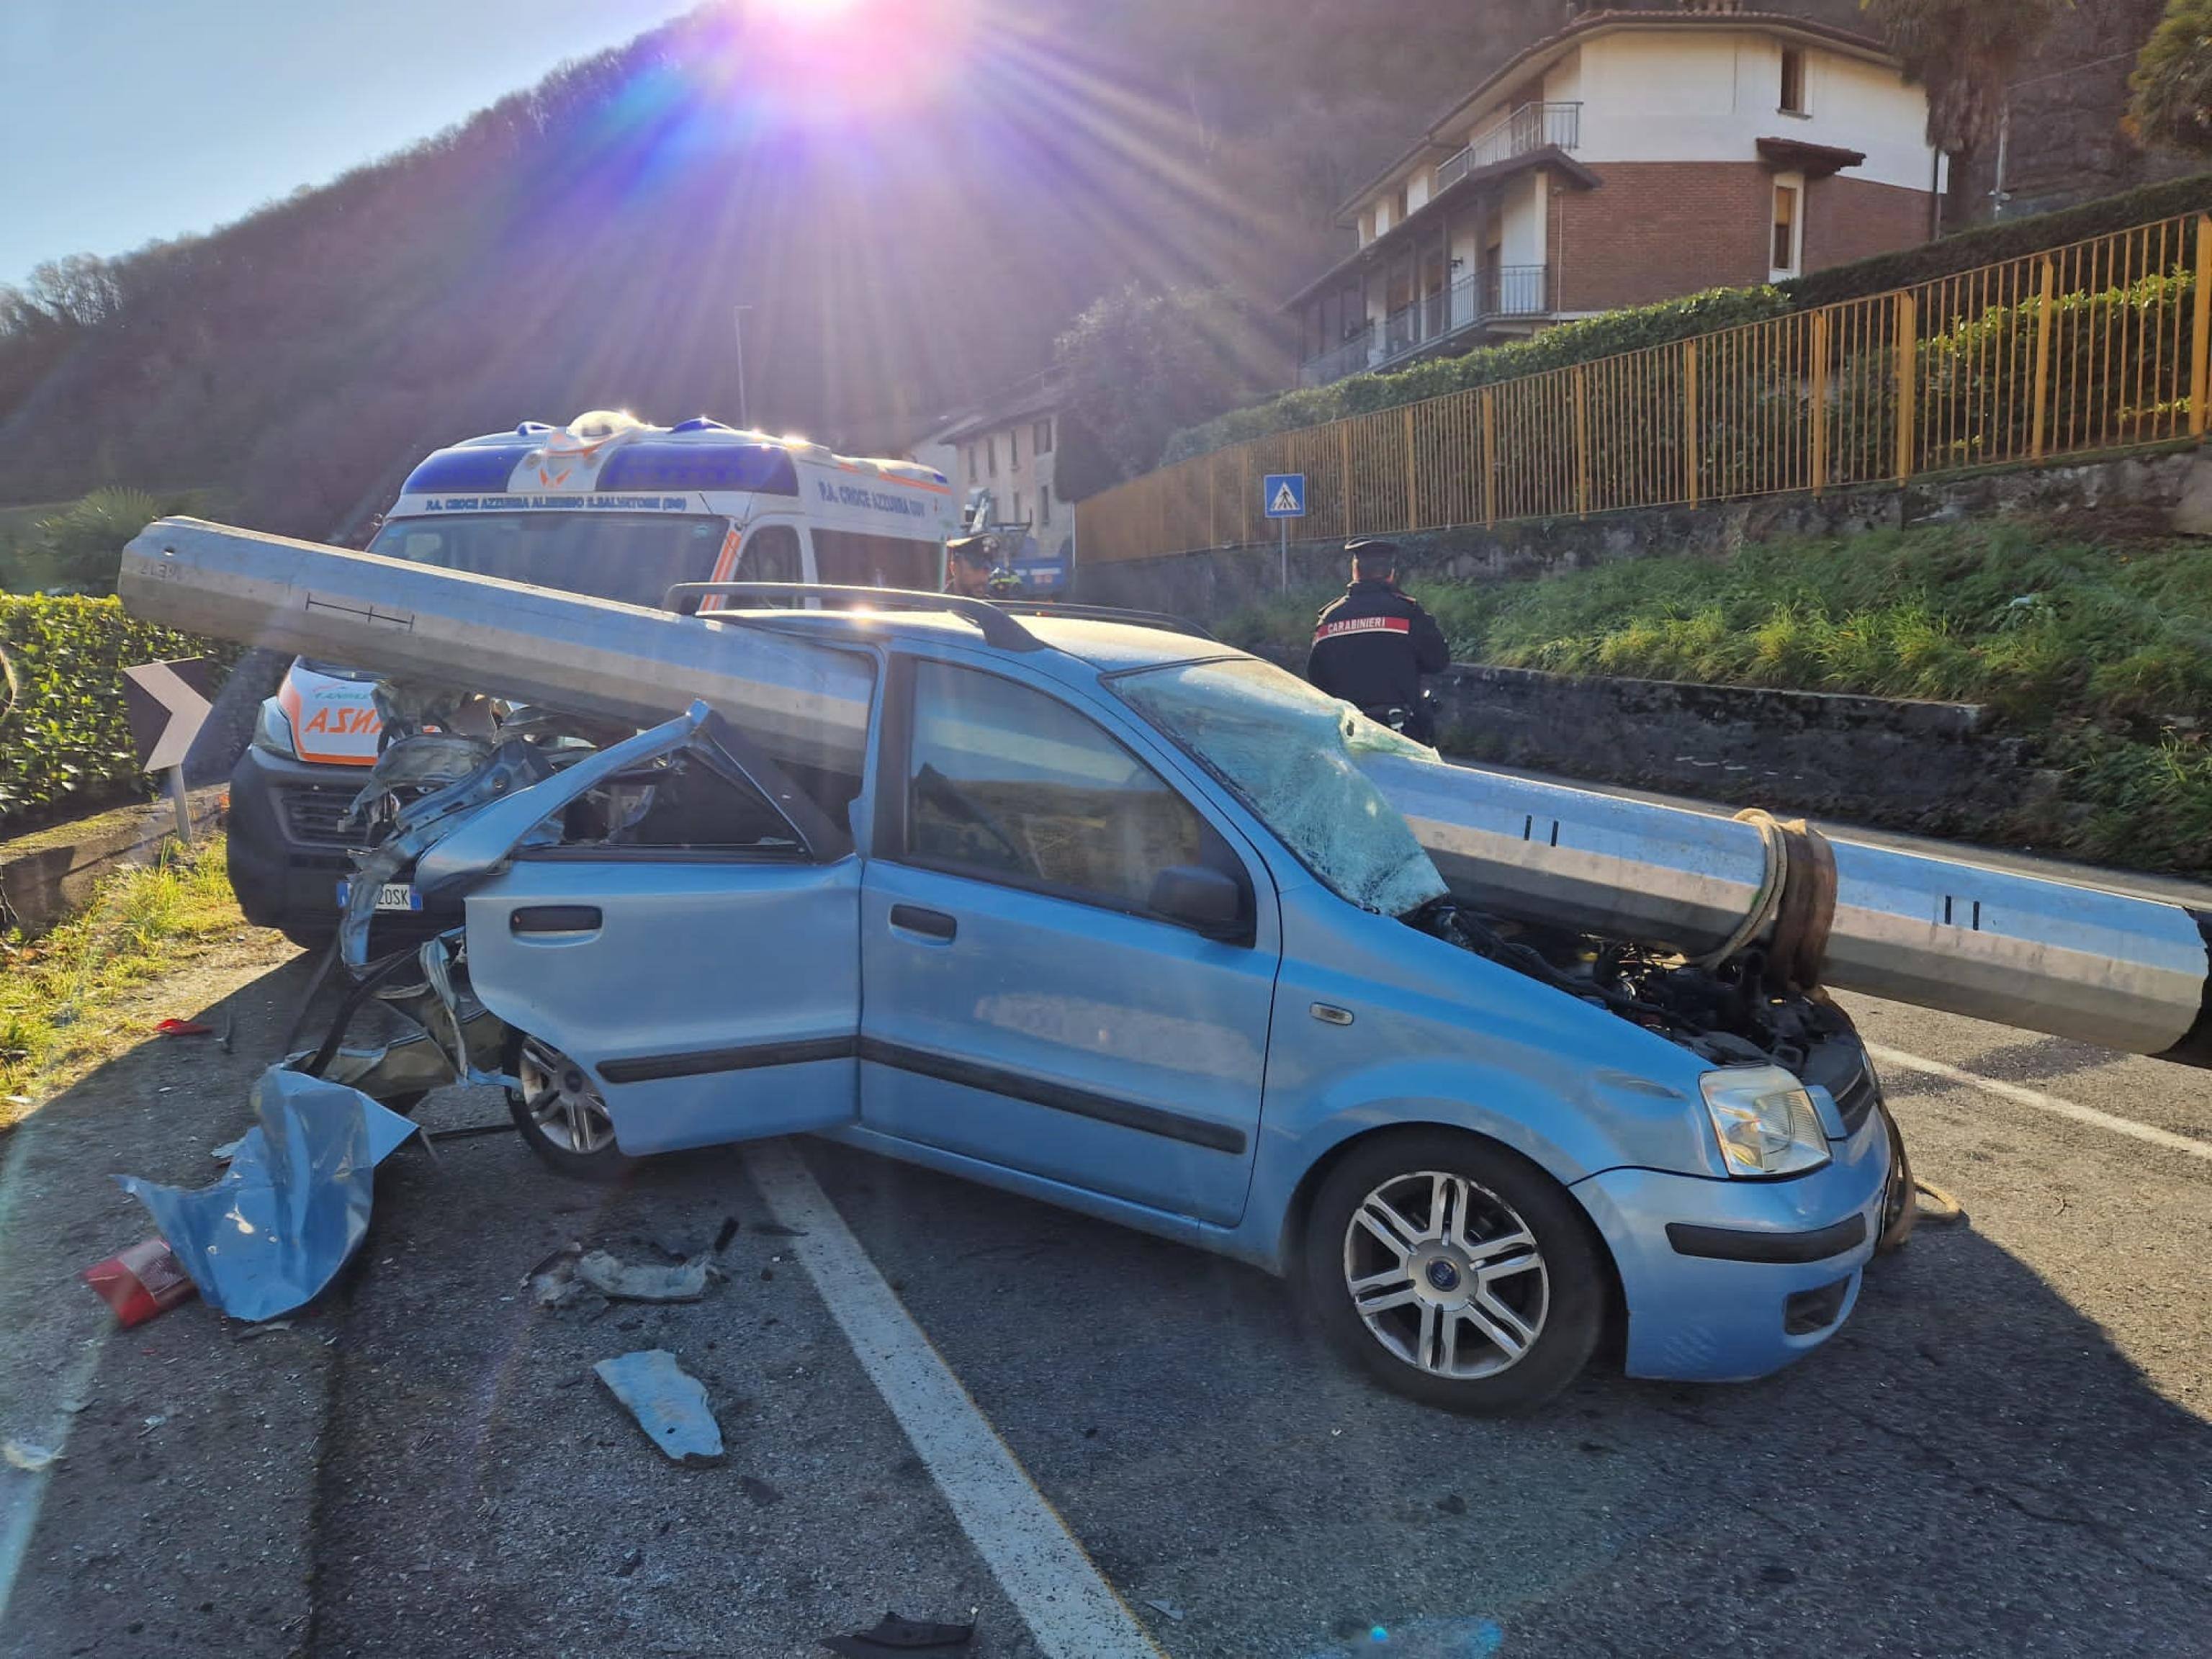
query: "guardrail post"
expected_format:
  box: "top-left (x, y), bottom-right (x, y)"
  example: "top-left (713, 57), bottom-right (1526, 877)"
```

top-left (1809, 310), bottom-right (1830, 495)
top-left (1573, 365), bottom-right (1590, 517)
top-left (2031, 256), bottom-right (2056, 461)
top-left (2193, 216), bottom-right (2211, 438)
top-left (1480, 388), bottom-right (1498, 527)
top-left (1683, 341), bottom-right (1700, 507)
top-left (1894, 290), bottom-right (1917, 482)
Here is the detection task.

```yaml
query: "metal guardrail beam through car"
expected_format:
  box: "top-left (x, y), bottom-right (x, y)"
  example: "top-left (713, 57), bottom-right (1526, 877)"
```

top-left (119, 520), bottom-right (2212, 1069)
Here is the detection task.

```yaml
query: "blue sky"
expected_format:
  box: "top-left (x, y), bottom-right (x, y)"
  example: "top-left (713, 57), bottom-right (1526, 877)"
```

top-left (0, 0), bottom-right (701, 288)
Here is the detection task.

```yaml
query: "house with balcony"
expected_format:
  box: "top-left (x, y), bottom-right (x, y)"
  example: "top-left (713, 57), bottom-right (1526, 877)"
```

top-left (1288, 5), bottom-right (1945, 386)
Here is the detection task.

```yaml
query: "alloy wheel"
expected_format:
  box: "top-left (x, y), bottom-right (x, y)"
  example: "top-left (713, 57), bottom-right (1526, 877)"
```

top-left (516, 1035), bottom-right (616, 1156)
top-left (1342, 1169), bottom-right (1550, 1379)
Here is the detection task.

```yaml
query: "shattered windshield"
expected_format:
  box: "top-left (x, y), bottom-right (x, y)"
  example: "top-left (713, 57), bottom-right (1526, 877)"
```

top-left (368, 513), bottom-right (727, 611)
top-left (1114, 655), bottom-right (1447, 917)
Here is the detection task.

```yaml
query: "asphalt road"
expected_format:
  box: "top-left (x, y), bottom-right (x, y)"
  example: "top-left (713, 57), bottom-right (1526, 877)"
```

top-left (2, 948), bottom-right (2208, 1658)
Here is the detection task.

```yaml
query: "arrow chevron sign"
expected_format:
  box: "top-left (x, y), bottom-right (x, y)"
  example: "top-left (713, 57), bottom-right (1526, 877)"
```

top-left (122, 657), bottom-right (218, 773)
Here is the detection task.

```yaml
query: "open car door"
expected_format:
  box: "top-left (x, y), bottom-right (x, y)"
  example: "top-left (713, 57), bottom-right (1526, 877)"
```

top-left (436, 705), bottom-right (864, 1156)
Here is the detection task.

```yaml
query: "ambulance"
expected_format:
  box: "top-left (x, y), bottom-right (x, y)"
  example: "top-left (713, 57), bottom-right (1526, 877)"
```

top-left (227, 411), bottom-right (957, 944)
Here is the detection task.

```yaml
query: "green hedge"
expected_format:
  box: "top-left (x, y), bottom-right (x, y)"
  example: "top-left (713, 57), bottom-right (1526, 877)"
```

top-left (1781, 172), bottom-right (2212, 310)
top-left (0, 596), bottom-right (225, 834)
top-left (1161, 286), bottom-right (1791, 462)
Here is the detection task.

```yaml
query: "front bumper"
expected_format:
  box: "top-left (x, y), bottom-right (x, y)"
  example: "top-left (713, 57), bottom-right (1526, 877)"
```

top-left (228, 743), bottom-right (369, 935)
top-left (1572, 1094), bottom-right (1892, 1383)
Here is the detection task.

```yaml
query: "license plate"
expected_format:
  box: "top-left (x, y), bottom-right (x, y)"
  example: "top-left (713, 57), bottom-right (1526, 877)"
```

top-left (335, 879), bottom-right (423, 914)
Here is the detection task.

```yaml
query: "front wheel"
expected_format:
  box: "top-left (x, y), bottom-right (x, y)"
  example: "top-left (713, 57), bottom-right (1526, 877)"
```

top-left (1300, 1130), bottom-right (1605, 1415)
top-left (505, 1032), bottom-right (635, 1182)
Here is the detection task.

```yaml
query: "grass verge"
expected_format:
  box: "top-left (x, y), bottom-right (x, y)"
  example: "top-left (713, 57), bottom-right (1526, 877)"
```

top-left (1, 835), bottom-right (246, 1126)
top-left (1217, 521), bottom-right (2212, 872)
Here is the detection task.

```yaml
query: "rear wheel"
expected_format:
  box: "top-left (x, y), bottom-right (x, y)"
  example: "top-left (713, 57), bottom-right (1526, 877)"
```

top-left (1301, 1130), bottom-right (1604, 1415)
top-left (506, 1031), bottom-right (634, 1182)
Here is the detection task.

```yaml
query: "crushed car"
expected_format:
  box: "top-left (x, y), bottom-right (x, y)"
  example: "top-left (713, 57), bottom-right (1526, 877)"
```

top-left (267, 588), bottom-right (1902, 1415)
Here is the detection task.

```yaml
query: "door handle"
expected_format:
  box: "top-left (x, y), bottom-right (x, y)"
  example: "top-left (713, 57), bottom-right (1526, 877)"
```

top-left (511, 904), bottom-right (602, 935)
top-left (889, 904), bottom-right (956, 941)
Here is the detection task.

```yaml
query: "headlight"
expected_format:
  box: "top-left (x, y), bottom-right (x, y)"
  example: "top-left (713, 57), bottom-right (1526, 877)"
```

top-left (251, 697), bottom-right (296, 758)
top-left (1699, 1064), bottom-right (1830, 1177)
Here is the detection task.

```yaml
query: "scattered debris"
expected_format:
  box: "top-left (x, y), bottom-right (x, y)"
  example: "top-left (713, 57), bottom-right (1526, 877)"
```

top-left (525, 1242), bottom-right (588, 1308)
top-left (81, 1237), bottom-right (198, 1328)
top-left (752, 1220), bottom-right (806, 1238)
top-left (594, 1349), bottom-right (724, 1465)
top-left (713, 1215), bottom-right (740, 1253)
top-left (233, 1320), bottom-right (295, 1342)
top-left (613, 1550), bottom-right (644, 1579)
top-left (1145, 1599), bottom-right (1187, 1623)
top-left (138, 1413), bottom-right (168, 1437)
top-left (115, 1066), bottom-right (418, 1322)
top-left (820, 1612), bottom-right (976, 1656)
top-left (155, 1017), bottom-right (213, 1038)
top-left (2, 1441), bottom-right (59, 1473)
top-left (1436, 1493), bottom-right (1467, 1515)
top-left (210, 1135), bottom-right (246, 1163)
top-left (738, 1475), bottom-right (783, 1507)
top-left (575, 1249), bottom-right (714, 1303)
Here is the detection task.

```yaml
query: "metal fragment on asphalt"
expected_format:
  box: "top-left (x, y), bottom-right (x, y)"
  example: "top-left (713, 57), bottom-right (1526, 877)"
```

top-left (115, 1065), bottom-right (419, 1322)
top-left (819, 1611), bottom-right (976, 1655)
top-left (575, 1249), bottom-right (714, 1303)
top-left (593, 1350), bottom-right (724, 1465)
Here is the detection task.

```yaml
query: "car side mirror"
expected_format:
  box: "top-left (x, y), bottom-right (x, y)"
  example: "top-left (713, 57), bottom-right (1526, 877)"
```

top-left (1148, 864), bottom-right (1245, 940)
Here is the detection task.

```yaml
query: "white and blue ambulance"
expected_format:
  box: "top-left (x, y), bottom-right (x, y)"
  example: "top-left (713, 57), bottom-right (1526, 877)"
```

top-left (228, 411), bottom-right (956, 943)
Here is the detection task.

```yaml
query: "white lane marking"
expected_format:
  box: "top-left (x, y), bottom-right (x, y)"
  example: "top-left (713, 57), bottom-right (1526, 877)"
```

top-left (745, 1140), bottom-right (1163, 1659)
top-left (1866, 1043), bottom-right (2212, 1165)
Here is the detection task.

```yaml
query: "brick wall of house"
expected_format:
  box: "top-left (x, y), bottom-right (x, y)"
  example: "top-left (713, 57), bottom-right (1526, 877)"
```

top-left (1803, 174), bottom-right (1931, 271)
top-left (1552, 162), bottom-right (1774, 313)
top-left (1551, 162), bottom-right (1932, 315)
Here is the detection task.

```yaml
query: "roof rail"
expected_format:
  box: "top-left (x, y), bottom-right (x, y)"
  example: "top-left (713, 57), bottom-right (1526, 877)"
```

top-left (986, 601), bottom-right (1218, 643)
top-left (659, 581), bottom-right (1043, 652)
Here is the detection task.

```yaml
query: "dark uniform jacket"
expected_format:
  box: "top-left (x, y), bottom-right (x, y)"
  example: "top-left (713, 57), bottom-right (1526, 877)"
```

top-left (1306, 578), bottom-right (1450, 727)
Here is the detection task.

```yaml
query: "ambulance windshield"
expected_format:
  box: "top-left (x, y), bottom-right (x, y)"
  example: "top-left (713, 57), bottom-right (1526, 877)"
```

top-left (368, 513), bottom-right (727, 611)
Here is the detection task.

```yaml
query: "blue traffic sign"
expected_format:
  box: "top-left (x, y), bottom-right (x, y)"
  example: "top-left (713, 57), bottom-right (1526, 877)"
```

top-left (1262, 473), bottom-right (1307, 518)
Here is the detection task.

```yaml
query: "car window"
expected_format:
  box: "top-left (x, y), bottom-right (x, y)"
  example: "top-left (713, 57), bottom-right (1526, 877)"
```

top-left (904, 661), bottom-right (1221, 915)
top-left (742, 523), bottom-right (804, 584)
top-left (525, 752), bottom-right (809, 858)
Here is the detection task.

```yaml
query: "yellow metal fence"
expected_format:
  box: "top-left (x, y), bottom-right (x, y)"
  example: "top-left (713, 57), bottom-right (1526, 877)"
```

top-left (1077, 213), bottom-right (2212, 565)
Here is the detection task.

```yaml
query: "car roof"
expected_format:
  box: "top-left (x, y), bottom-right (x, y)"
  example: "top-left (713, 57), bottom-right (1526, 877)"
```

top-left (706, 606), bottom-right (1236, 673)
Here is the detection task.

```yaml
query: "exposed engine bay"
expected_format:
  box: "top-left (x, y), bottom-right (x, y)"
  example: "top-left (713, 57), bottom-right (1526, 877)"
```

top-left (1408, 896), bottom-right (1861, 1074)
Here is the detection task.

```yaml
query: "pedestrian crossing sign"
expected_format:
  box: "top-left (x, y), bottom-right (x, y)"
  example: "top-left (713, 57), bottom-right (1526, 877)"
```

top-left (1263, 473), bottom-right (1307, 518)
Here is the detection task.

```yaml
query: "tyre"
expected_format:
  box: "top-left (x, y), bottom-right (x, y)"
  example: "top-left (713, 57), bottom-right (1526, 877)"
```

top-left (1300, 1129), bottom-right (1605, 1415)
top-left (505, 1031), bottom-right (635, 1182)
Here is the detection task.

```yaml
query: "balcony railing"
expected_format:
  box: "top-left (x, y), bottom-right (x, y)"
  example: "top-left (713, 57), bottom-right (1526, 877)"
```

top-left (1434, 102), bottom-right (1581, 194)
top-left (1299, 264), bottom-right (1553, 386)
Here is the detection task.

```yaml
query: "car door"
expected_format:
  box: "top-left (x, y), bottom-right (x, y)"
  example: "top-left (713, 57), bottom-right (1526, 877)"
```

top-left (859, 655), bottom-right (1280, 1227)
top-left (461, 709), bottom-right (864, 1156)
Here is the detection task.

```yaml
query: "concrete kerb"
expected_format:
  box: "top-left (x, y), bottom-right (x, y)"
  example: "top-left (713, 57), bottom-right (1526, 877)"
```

top-left (0, 787), bottom-right (228, 936)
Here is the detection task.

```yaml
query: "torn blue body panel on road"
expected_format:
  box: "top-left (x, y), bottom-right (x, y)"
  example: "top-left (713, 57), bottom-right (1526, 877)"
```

top-left (116, 1066), bottom-right (418, 1322)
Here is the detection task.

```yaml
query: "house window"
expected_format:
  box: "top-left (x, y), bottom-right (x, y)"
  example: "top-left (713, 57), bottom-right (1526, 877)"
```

top-left (1039, 484), bottom-right (1052, 525)
top-left (988, 436), bottom-right (999, 478)
top-left (1394, 184), bottom-right (1411, 223)
top-left (1012, 490), bottom-right (1024, 524)
top-left (1035, 418), bottom-right (1053, 455)
top-left (1010, 427), bottom-right (1021, 469)
top-left (1779, 47), bottom-right (1807, 115)
top-left (966, 444), bottom-right (978, 482)
top-left (1771, 175), bottom-right (1803, 278)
